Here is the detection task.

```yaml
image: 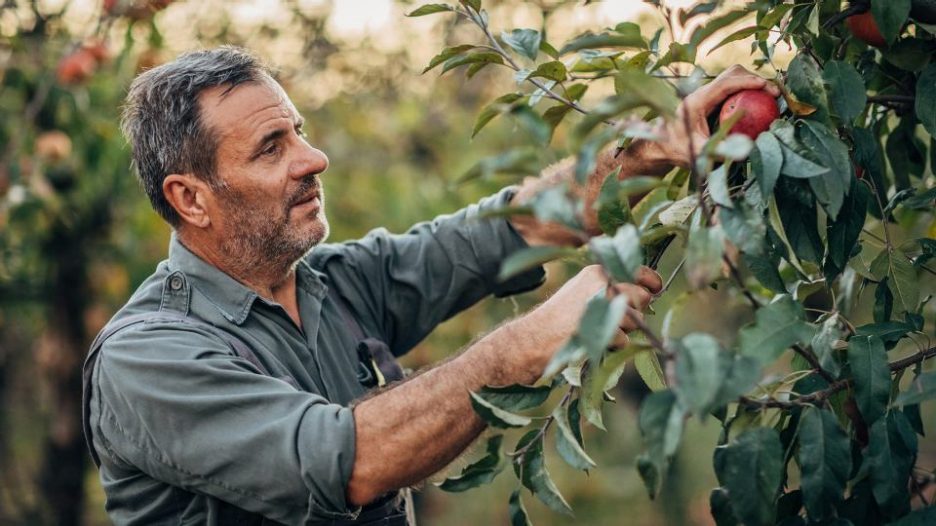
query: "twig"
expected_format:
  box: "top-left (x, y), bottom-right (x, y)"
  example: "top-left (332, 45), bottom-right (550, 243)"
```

top-left (508, 387), bottom-right (574, 458)
top-left (867, 94), bottom-right (915, 104)
top-left (792, 344), bottom-right (837, 384)
top-left (457, 8), bottom-right (592, 118)
top-left (740, 346), bottom-right (936, 410)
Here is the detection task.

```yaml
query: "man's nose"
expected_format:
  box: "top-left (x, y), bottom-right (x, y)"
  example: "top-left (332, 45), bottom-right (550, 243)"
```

top-left (289, 144), bottom-right (329, 180)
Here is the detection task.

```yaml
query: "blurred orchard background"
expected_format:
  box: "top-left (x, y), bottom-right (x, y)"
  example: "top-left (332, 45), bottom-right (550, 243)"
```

top-left (0, 0), bottom-right (930, 525)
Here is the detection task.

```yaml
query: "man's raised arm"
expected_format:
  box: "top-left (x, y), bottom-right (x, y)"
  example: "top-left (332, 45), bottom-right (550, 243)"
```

top-left (346, 264), bottom-right (662, 506)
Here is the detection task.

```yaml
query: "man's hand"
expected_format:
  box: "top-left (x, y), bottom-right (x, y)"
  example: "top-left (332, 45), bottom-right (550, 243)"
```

top-left (642, 65), bottom-right (782, 169)
top-left (511, 65), bottom-right (780, 242)
top-left (518, 264), bottom-right (663, 374)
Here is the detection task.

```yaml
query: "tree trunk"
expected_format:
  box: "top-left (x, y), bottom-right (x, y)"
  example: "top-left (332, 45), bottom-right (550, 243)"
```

top-left (37, 229), bottom-right (89, 526)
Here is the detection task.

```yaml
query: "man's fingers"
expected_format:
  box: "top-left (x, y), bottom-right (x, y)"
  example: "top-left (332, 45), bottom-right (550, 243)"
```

top-left (634, 266), bottom-right (663, 294)
top-left (612, 283), bottom-right (653, 311)
top-left (696, 72), bottom-right (781, 114)
top-left (618, 309), bottom-right (644, 332)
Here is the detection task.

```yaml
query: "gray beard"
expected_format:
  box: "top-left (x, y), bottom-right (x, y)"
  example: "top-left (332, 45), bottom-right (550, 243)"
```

top-left (216, 182), bottom-right (328, 287)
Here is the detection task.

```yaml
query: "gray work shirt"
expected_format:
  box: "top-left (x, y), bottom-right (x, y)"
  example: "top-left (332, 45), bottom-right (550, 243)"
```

top-left (86, 188), bottom-right (545, 525)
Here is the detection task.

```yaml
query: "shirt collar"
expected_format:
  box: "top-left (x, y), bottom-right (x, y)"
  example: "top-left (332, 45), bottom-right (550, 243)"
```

top-left (167, 233), bottom-right (328, 325)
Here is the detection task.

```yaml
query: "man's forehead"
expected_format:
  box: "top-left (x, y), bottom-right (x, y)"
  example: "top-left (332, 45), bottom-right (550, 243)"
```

top-left (199, 78), bottom-right (299, 139)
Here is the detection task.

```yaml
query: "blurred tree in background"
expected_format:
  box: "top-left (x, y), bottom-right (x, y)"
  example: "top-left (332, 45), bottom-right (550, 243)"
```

top-left (1, 1), bottom-right (932, 525)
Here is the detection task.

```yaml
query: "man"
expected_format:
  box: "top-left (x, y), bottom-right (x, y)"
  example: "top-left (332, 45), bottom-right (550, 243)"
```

top-left (83, 46), bottom-right (779, 525)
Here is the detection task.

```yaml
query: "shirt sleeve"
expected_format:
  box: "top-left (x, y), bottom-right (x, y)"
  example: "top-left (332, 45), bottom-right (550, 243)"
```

top-left (307, 186), bottom-right (546, 356)
top-left (91, 322), bottom-right (360, 525)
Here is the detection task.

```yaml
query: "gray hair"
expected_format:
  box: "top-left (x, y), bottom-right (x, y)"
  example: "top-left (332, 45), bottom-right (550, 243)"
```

top-left (120, 46), bottom-right (272, 226)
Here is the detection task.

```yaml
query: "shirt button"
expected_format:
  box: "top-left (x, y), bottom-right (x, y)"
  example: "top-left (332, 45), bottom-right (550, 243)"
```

top-left (169, 275), bottom-right (184, 291)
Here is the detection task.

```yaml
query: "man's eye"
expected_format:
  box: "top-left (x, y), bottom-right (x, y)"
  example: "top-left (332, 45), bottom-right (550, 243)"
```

top-left (262, 144), bottom-right (279, 156)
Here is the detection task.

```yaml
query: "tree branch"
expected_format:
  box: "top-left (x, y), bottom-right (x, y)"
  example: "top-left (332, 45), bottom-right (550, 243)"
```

top-left (740, 346), bottom-right (936, 410)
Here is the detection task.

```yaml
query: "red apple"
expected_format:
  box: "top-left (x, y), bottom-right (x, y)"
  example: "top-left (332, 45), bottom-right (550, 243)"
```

top-left (56, 49), bottom-right (97, 85)
top-left (847, 12), bottom-right (887, 48)
top-left (718, 89), bottom-right (780, 140)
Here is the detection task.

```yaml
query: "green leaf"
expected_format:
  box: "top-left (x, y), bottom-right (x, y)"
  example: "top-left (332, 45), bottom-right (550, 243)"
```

top-left (752, 131), bottom-right (783, 198)
top-left (893, 372), bottom-right (936, 407)
top-left (710, 487), bottom-right (739, 526)
top-left (437, 435), bottom-right (505, 492)
top-left (811, 315), bottom-right (844, 378)
top-left (470, 391), bottom-right (533, 428)
top-left (528, 60), bottom-right (567, 82)
top-left (510, 105), bottom-right (551, 145)
top-left (685, 222), bottom-right (726, 290)
top-left (871, 0), bottom-right (912, 45)
top-left (498, 246), bottom-right (576, 282)
top-left (476, 384), bottom-right (553, 412)
top-left (825, 177), bottom-right (869, 280)
top-left (423, 45), bottom-right (477, 73)
top-left (675, 333), bottom-right (729, 416)
top-left (822, 60), bottom-right (867, 124)
top-left (529, 186), bottom-right (579, 229)
top-left (580, 348), bottom-right (632, 430)
top-left (775, 178), bottom-right (823, 263)
top-left (888, 251), bottom-right (920, 315)
top-left (613, 68), bottom-right (680, 117)
top-left (406, 3), bottom-right (454, 17)
top-left (509, 489), bottom-right (532, 526)
top-left (690, 8), bottom-right (751, 47)
top-left (577, 293), bottom-right (629, 365)
top-left (714, 134), bottom-right (754, 161)
top-left (516, 432), bottom-right (573, 515)
top-left (553, 403), bottom-right (596, 471)
top-left (916, 63), bottom-right (936, 137)
top-left (855, 320), bottom-right (917, 346)
top-left (847, 335), bottom-right (891, 425)
top-left (799, 121), bottom-right (852, 220)
top-left (786, 53), bottom-right (829, 121)
top-left (456, 148), bottom-right (540, 184)
top-left (588, 223), bottom-right (644, 283)
top-left (798, 407), bottom-right (851, 520)
top-left (637, 390), bottom-right (685, 498)
top-left (712, 355), bottom-right (761, 409)
top-left (635, 350), bottom-right (667, 392)
top-left (710, 25), bottom-right (761, 53)
top-left (501, 29), bottom-right (541, 61)
top-left (655, 42), bottom-right (697, 69)
top-left (739, 295), bottom-right (814, 364)
top-left (459, 0), bottom-right (480, 11)
top-left (594, 167), bottom-right (629, 235)
top-left (708, 165), bottom-right (733, 208)
top-left (559, 31), bottom-right (647, 54)
top-left (715, 427), bottom-right (783, 526)
top-left (867, 411), bottom-right (917, 516)
top-left (719, 201), bottom-right (766, 257)
top-left (886, 505), bottom-right (936, 525)
top-left (441, 51), bottom-right (504, 75)
top-left (769, 121), bottom-right (830, 179)
top-left (760, 4), bottom-right (794, 30)
top-left (472, 93), bottom-right (524, 138)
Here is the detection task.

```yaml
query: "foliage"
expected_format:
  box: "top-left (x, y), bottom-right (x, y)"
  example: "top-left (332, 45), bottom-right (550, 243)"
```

top-left (413, 0), bottom-right (936, 524)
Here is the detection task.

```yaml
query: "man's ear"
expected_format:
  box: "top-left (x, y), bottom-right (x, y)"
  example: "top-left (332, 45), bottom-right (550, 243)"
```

top-left (163, 173), bottom-right (213, 228)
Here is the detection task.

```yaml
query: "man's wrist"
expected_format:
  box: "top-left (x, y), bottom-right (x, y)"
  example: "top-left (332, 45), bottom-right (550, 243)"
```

top-left (618, 139), bottom-right (674, 176)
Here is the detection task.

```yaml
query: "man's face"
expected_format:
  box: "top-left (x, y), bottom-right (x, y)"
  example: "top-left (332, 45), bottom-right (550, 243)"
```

top-left (198, 77), bottom-right (330, 271)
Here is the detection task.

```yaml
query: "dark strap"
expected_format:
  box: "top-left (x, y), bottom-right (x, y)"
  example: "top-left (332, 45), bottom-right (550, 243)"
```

top-left (326, 287), bottom-right (404, 387)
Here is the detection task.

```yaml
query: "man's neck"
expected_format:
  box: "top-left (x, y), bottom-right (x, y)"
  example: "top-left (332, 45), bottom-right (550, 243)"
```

top-left (176, 229), bottom-right (303, 327)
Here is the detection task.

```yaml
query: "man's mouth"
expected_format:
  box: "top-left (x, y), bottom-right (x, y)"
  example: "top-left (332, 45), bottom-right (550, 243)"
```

top-left (292, 192), bottom-right (318, 206)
